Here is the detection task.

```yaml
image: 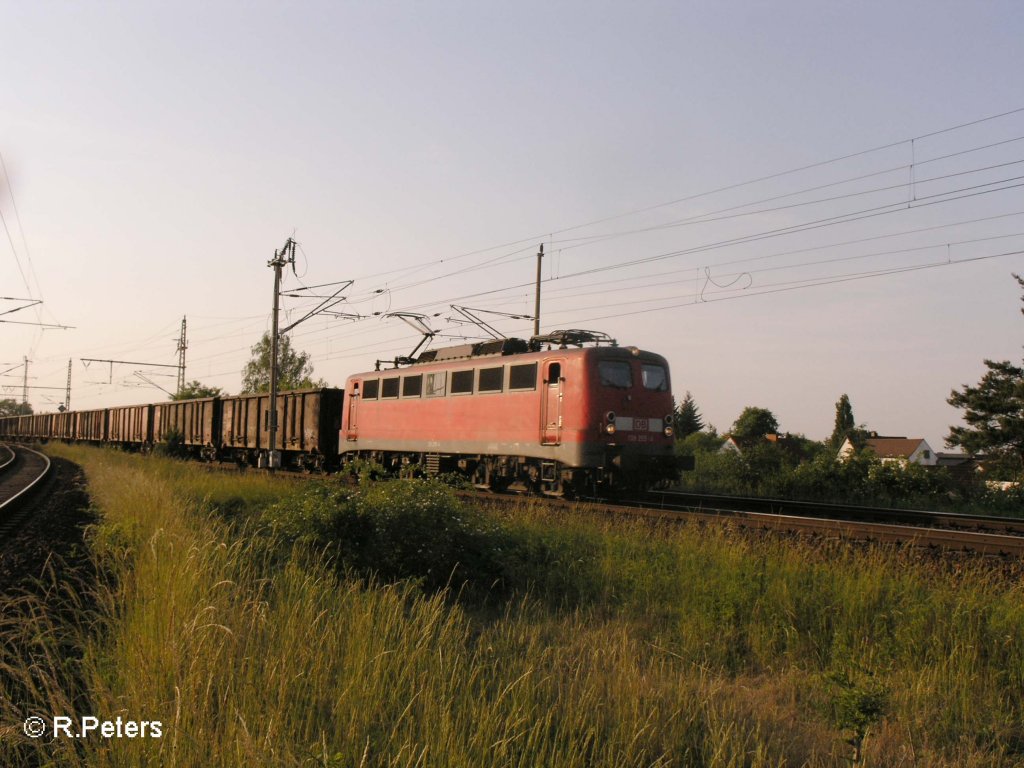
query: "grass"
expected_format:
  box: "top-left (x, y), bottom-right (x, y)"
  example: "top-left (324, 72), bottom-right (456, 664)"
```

top-left (1, 445), bottom-right (1022, 766)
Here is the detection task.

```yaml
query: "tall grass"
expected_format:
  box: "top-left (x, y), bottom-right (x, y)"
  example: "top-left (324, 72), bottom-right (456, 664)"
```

top-left (1, 446), bottom-right (1022, 766)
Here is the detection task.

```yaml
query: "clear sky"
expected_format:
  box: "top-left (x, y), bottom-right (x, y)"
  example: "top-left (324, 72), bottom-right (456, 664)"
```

top-left (2, 0), bottom-right (1023, 450)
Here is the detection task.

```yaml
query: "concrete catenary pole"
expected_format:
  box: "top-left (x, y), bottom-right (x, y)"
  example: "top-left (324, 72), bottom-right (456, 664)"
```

top-left (267, 239), bottom-right (294, 469)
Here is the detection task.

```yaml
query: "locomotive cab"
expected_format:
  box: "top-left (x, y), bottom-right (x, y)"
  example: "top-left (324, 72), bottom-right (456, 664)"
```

top-left (584, 347), bottom-right (678, 490)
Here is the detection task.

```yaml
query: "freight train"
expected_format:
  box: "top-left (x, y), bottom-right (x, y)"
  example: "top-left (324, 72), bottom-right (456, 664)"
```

top-left (0, 330), bottom-right (679, 495)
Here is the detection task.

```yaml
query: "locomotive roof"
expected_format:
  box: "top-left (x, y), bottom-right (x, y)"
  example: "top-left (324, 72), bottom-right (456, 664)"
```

top-left (410, 329), bottom-right (618, 365)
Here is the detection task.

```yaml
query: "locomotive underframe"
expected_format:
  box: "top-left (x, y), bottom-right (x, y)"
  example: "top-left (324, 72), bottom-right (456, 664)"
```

top-left (342, 447), bottom-right (678, 497)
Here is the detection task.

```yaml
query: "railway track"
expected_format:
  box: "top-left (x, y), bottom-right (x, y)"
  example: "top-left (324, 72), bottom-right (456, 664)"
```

top-left (0, 443), bottom-right (52, 536)
top-left (182, 459), bottom-right (1024, 556)
top-left (461, 489), bottom-right (1024, 557)
top-left (31, 445), bottom-right (1024, 557)
top-left (644, 489), bottom-right (1024, 536)
top-left (0, 443), bottom-right (14, 472)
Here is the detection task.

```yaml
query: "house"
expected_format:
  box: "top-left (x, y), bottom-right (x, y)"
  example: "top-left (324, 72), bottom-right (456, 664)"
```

top-left (720, 433), bottom-right (803, 457)
top-left (837, 434), bottom-right (938, 466)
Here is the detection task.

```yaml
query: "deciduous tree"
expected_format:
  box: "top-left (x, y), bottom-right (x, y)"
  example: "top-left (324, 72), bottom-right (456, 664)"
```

top-left (171, 380), bottom-right (224, 400)
top-left (241, 332), bottom-right (324, 394)
top-left (829, 394), bottom-right (855, 449)
top-left (0, 399), bottom-right (32, 417)
top-left (731, 406), bottom-right (779, 441)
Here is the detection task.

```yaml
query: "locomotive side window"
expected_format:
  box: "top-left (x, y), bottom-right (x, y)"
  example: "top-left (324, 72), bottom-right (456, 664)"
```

top-left (478, 366), bottom-right (504, 392)
top-left (641, 364), bottom-right (668, 391)
top-left (362, 379), bottom-right (379, 399)
top-left (425, 371), bottom-right (447, 397)
top-left (599, 360), bottom-right (632, 388)
top-left (402, 375), bottom-right (423, 397)
top-left (451, 369), bottom-right (474, 394)
top-left (509, 362), bottom-right (538, 390)
top-left (381, 377), bottom-right (400, 398)
top-left (545, 363), bottom-right (561, 383)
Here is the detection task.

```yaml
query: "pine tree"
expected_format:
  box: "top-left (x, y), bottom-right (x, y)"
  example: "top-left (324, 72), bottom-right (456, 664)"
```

top-left (947, 359), bottom-right (1024, 471)
top-left (946, 274), bottom-right (1024, 474)
top-left (674, 391), bottom-right (704, 438)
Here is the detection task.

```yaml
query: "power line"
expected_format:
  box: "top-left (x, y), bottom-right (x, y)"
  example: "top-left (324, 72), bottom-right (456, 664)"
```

top-left (343, 106), bottom-right (1024, 288)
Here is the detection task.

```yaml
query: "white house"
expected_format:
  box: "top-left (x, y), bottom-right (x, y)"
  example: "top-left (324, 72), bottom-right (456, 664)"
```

top-left (837, 435), bottom-right (938, 466)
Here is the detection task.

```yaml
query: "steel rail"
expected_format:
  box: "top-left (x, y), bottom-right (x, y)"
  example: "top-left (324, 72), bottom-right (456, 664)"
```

top-left (645, 489), bottom-right (1024, 535)
top-left (459, 491), bottom-right (1024, 557)
top-left (0, 443), bottom-right (14, 473)
top-left (69, 456), bottom-right (1024, 556)
top-left (0, 444), bottom-right (52, 515)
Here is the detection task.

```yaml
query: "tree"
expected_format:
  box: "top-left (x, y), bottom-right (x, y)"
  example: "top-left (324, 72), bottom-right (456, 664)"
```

top-left (947, 359), bottom-right (1024, 471)
top-left (0, 399), bottom-right (32, 417)
top-left (171, 380), bottom-right (224, 400)
top-left (946, 274), bottom-right (1024, 474)
top-left (241, 332), bottom-right (324, 394)
top-left (675, 427), bottom-right (724, 456)
top-left (674, 391), bottom-right (704, 438)
top-left (730, 406), bottom-right (779, 441)
top-left (829, 394), bottom-right (856, 450)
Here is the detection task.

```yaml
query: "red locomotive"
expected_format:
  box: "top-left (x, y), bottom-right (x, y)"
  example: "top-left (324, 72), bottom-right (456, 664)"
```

top-left (340, 330), bottom-right (678, 495)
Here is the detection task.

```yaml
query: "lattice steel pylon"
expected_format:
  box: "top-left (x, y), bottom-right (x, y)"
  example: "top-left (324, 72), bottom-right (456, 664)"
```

top-left (175, 315), bottom-right (187, 395)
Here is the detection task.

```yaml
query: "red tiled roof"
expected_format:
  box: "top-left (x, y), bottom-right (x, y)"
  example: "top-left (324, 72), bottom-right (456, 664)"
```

top-left (863, 437), bottom-right (924, 458)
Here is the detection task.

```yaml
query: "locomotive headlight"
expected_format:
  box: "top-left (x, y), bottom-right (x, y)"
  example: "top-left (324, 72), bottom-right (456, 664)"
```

top-left (605, 411), bottom-right (616, 422)
top-left (663, 426), bottom-right (674, 437)
top-left (664, 413), bottom-right (674, 425)
top-left (605, 423), bottom-right (617, 435)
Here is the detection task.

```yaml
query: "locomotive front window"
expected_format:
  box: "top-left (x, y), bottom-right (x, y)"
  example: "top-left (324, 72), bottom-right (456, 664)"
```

top-left (641, 364), bottom-right (668, 391)
top-left (425, 371), bottom-right (446, 397)
top-left (381, 377), bottom-right (400, 398)
top-left (478, 366), bottom-right (504, 392)
top-left (362, 379), bottom-right (379, 399)
top-left (402, 375), bottom-right (423, 397)
top-left (599, 360), bottom-right (632, 389)
top-left (509, 363), bottom-right (538, 390)
top-left (451, 370), bottom-right (474, 394)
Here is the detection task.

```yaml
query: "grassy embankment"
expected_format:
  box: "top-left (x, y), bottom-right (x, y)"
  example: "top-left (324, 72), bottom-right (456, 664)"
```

top-left (2, 445), bottom-right (1023, 767)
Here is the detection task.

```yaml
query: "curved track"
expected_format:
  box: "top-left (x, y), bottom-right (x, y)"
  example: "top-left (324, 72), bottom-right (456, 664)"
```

top-left (0, 444), bottom-right (52, 535)
top-left (0, 443), bottom-right (14, 472)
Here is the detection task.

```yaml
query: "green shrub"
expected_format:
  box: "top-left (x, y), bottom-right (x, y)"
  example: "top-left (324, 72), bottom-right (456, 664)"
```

top-left (261, 478), bottom-right (508, 593)
top-left (153, 427), bottom-right (186, 458)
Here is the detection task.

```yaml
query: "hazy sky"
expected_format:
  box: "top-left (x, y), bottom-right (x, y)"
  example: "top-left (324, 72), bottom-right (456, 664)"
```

top-left (2, 1), bottom-right (1023, 449)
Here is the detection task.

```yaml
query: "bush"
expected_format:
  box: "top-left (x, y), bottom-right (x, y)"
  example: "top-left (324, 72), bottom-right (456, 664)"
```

top-left (680, 445), bottom-right (972, 511)
top-left (153, 427), bottom-right (187, 459)
top-left (261, 478), bottom-right (507, 593)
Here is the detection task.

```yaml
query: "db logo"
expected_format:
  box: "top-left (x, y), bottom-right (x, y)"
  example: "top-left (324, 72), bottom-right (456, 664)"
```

top-left (633, 418), bottom-right (649, 432)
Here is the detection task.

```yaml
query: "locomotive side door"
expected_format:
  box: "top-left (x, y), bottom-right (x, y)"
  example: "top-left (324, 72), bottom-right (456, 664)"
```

top-left (345, 381), bottom-right (359, 441)
top-left (541, 361), bottom-right (562, 445)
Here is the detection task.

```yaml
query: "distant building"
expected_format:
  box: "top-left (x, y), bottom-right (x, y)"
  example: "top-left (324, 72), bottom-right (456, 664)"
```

top-left (934, 452), bottom-right (975, 469)
top-left (837, 434), bottom-right (937, 466)
top-left (720, 433), bottom-right (802, 457)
